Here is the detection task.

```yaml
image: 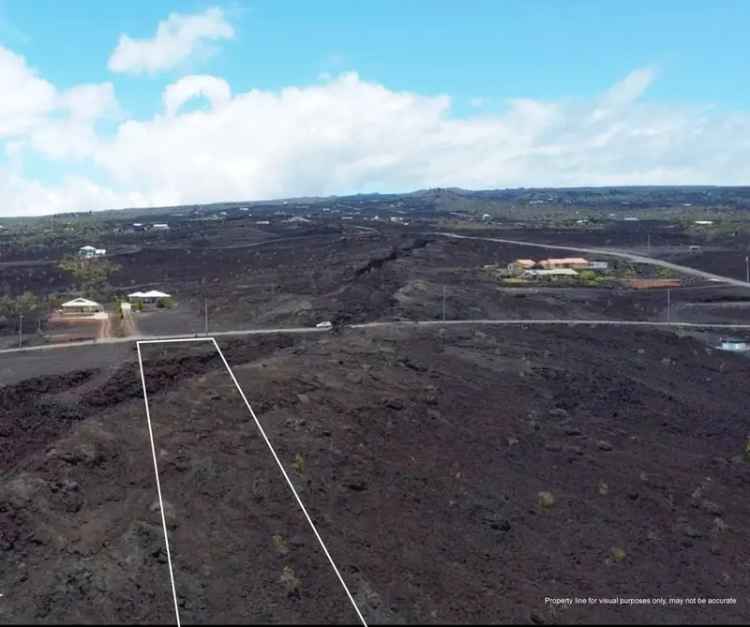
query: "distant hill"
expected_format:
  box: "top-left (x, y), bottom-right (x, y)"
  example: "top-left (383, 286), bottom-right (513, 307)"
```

top-left (6, 185), bottom-right (750, 223)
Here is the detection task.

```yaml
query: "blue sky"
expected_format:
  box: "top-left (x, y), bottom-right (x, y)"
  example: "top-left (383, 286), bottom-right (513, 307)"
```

top-left (0, 1), bottom-right (748, 215)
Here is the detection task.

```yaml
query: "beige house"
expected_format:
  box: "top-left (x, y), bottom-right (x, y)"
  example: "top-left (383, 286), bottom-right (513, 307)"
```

top-left (539, 257), bottom-right (590, 269)
top-left (507, 259), bottom-right (537, 274)
top-left (61, 297), bottom-right (102, 314)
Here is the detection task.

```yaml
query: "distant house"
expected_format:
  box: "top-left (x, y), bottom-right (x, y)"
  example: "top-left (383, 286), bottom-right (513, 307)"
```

top-left (151, 223), bottom-right (170, 231)
top-left (507, 259), bottom-right (536, 274)
top-left (256, 220), bottom-right (270, 225)
top-left (720, 337), bottom-right (749, 352)
top-left (315, 321), bottom-right (333, 328)
top-left (79, 245), bottom-right (106, 258)
top-left (624, 217), bottom-right (640, 222)
top-left (694, 220), bottom-right (714, 226)
top-left (128, 290), bottom-right (172, 305)
top-left (587, 261), bottom-right (609, 271)
top-left (522, 268), bottom-right (579, 280)
top-left (61, 297), bottom-right (102, 314)
top-left (539, 257), bottom-right (590, 270)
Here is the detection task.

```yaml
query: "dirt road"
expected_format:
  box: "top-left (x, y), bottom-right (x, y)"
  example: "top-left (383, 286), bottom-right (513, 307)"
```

top-left (96, 313), bottom-right (112, 340)
top-left (121, 309), bottom-right (138, 337)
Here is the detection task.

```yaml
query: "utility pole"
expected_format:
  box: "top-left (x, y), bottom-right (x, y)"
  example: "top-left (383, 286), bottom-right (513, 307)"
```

top-left (745, 256), bottom-right (749, 283)
top-left (667, 288), bottom-right (671, 322)
top-left (204, 297), bottom-right (208, 335)
top-left (442, 285), bottom-right (446, 322)
top-left (647, 233), bottom-right (651, 254)
top-left (18, 312), bottom-right (23, 348)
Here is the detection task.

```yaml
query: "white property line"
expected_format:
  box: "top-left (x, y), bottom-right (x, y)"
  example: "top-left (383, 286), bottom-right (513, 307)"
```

top-left (136, 341), bottom-right (183, 627)
top-left (136, 337), bottom-right (368, 627)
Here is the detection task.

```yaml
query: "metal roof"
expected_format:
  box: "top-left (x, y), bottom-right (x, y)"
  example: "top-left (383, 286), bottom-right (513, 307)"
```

top-left (128, 290), bottom-right (171, 298)
top-left (62, 297), bottom-right (101, 307)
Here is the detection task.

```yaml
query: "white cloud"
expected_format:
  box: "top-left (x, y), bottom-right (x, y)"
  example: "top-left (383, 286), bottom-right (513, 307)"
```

top-left (0, 44), bottom-right (117, 164)
top-left (592, 67), bottom-right (656, 122)
top-left (0, 170), bottom-right (146, 217)
top-left (1, 57), bottom-right (750, 217)
top-left (0, 46), bottom-right (57, 137)
top-left (107, 7), bottom-right (234, 75)
top-left (163, 74), bottom-right (231, 116)
top-left (59, 82), bottom-right (119, 122)
top-left (89, 69), bottom-right (748, 207)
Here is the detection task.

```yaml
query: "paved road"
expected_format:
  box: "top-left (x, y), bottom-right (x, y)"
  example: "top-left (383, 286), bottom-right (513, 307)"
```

top-left (0, 326), bottom-right (329, 355)
top-left (3, 319), bottom-right (750, 356)
top-left (434, 232), bottom-right (750, 289)
top-left (351, 319), bottom-right (750, 330)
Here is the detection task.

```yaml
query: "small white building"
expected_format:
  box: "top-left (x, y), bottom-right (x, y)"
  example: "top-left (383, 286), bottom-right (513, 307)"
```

top-left (128, 290), bottom-right (172, 305)
top-left (522, 268), bottom-right (579, 280)
top-left (694, 220), bottom-right (714, 226)
top-left (315, 321), bottom-right (333, 328)
top-left (587, 261), bottom-right (609, 271)
top-left (78, 245), bottom-right (106, 258)
top-left (720, 337), bottom-right (749, 352)
top-left (61, 297), bottom-right (102, 314)
top-left (151, 223), bottom-right (170, 231)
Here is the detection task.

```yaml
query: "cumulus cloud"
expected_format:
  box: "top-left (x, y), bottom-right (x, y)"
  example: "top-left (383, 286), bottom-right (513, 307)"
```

top-left (59, 82), bottom-right (119, 122)
top-left (0, 46), bottom-right (57, 137)
top-left (0, 170), bottom-right (146, 217)
top-left (1, 55), bottom-right (750, 216)
top-left (107, 7), bottom-right (234, 75)
top-left (163, 74), bottom-right (231, 116)
top-left (87, 69), bottom-right (748, 207)
top-left (0, 44), bottom-right (117, 164)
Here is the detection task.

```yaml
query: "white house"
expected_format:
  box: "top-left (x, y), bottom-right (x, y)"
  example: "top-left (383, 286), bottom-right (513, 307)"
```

top-left (151, 223), bottom-right (170, 231)
top-left (61, 297), bottom-right (102, 314)
top-left (78, 245), bottom-right (106, 258)
top-left (128, 290), bottom-right (172, 305)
